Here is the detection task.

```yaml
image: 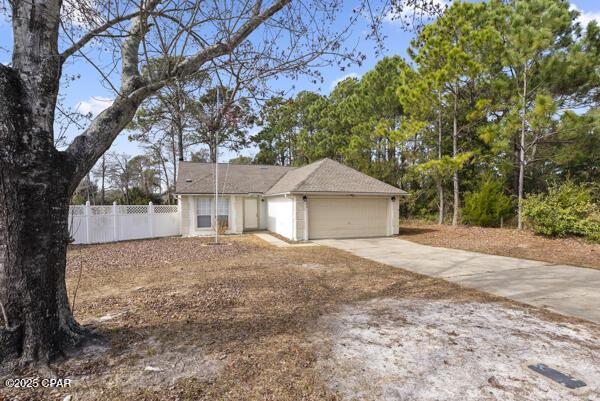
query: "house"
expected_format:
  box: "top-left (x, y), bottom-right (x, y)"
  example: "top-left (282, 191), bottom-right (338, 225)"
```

top-left (175, 158), bottom-right (407, 240)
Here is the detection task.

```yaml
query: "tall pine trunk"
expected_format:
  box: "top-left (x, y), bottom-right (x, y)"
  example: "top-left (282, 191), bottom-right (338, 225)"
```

top-left (517, 64), bottom-right (528, 230)
top-left (0, 66), bottom-right (91, 366)
top-left (452, 89), bottom-right (460, 226)
top-left (437, 93), bottom-right (445, 225)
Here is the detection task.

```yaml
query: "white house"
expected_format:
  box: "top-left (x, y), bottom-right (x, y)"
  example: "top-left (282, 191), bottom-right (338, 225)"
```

top-left (175, 158), bottom-right (407, 240)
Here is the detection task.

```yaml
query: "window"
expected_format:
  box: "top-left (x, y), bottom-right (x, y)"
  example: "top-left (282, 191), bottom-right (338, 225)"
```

top-left (217, 198), bottom-right (229, 228)
top-left (195, 197), bottom-right (229, 229)
top-left (196, 198), bottom-right (211, 228)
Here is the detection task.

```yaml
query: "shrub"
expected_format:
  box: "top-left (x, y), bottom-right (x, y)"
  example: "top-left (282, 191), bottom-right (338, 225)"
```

top-left (462, 179), bottom-right (513, 227)
top-left (523, 182), bottom-right (600, 242)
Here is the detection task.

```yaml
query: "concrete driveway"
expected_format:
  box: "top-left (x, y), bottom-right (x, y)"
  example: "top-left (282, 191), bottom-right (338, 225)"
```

top-left (316, 237), bottom-right (600, 324)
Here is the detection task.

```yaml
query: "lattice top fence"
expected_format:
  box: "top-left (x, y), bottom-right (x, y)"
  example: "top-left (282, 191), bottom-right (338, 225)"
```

top-left (68, 201), bottom-right (180, 244)
top-left (68, 202), bottom-right (179, 215)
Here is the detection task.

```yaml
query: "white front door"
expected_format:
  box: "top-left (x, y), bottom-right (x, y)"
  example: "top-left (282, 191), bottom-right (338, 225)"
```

top-left (244, 198), bottom-right (258, 230)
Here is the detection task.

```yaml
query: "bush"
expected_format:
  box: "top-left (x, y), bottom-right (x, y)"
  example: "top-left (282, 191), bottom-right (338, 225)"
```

top-left (463, 179), bottom-right (513, 227)
top-left (523, 182), bottom-right (600, 242)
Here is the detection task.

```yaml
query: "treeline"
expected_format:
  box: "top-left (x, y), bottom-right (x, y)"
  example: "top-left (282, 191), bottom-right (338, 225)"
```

top-left (72, 153), bottom-right (166, 205)
top-left (252, 0), bottom-right (600, 239)
top-left (81, 79), bottom-right (255, 205)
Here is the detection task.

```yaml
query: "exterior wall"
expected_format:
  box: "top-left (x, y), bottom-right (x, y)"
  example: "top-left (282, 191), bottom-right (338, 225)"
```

top-left (391, 198), bottom-right (400, 235)
top-left (182, 193), bottom-right (401, 239)
top-left (180, 195), bottom-right (190, 235)
top-left (266, 196), bottom-right (294, 239)
top-left (294, 195), bottom-right (306, 241)
top-left (182, 195), bottom-right (243, 236)
top-left (233, 196), bottom-right (244, 233)
top-left (259, 196), bottom-right (268, 229)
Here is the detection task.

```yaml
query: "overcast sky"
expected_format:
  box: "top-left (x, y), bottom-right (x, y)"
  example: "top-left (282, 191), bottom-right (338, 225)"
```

top-left (1, 1), bottom-right (599, 162)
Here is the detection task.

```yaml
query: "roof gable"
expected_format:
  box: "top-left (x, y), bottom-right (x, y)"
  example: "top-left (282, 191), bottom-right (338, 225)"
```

top-left (176, 158), bottom-right (406, 196)
top-left (265, 158), bottom-right (406, 195)
top-left (175, 162), bottom-right (292, 194)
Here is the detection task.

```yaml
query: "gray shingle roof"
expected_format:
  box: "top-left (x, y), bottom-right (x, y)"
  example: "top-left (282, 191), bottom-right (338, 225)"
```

top-left (175, 158), bottom-right (407, 195)
top-left (265, 158), bottom-right (406, 195)
top-left (175, 162), bottom-right (292, 194)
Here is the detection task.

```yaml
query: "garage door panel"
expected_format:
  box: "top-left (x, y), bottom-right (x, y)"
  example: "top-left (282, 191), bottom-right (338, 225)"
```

top-left (308, 197), bottom-right (388, 239)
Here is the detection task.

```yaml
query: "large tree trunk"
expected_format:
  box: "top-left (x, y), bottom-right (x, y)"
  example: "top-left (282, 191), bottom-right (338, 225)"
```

top-left (0, 66), bottom-right (91, 366)
top-left (517, 64), bottom-right (528, 230)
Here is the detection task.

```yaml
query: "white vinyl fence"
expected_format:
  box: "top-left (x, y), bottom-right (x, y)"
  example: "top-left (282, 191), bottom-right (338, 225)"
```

top-left (69, 202), bottom-right (180, 244)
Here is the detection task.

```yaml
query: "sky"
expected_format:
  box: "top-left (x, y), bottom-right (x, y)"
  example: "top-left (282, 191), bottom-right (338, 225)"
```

top-left (1, 1), bottom-right (599, 161)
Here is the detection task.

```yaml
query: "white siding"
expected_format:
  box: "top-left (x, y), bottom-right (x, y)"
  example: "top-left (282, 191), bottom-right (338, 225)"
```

top-left (259, 196), bottom-right (268, 229)
top-left (233, 196), bottom-right (244, 234)
top-left (391, 198), bottom-right (400, 235)
top-left (179, 195), bottom-right (189, 235)
top-left (266, 196), bottom-right (294, 239)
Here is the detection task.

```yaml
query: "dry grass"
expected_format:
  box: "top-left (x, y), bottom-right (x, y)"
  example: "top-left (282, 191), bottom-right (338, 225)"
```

top-left (2, 235), bottom-right (597, 401)
top-left (399, 220), bottom-right (600, 269)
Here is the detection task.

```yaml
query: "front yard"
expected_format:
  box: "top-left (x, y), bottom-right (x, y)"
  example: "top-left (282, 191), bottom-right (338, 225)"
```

top-left (2, 236), bottom-right (599, 401)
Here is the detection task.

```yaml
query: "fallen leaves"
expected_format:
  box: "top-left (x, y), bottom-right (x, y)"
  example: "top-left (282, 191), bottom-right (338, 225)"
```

top-left (4, 234), bottom-right (592, 401)
top-left (399, 220), bottom-right (600, 269)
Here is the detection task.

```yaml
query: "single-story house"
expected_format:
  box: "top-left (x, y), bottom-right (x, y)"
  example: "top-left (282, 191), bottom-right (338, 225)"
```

top-left (175, 158), bottom-right (407, 240)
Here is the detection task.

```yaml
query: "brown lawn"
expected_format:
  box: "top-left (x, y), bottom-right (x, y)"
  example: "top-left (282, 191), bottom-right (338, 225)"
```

top-left (399, 220), bottom-right (600, 269)
top-left (2, 235), bottom-right (598, 401)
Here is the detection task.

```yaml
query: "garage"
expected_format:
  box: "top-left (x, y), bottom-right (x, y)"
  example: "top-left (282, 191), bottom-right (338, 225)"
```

top-left (308, 197), bottom-right (389, 239)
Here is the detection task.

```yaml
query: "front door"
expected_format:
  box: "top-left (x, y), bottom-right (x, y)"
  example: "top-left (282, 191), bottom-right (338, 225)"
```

top-left (243, 198), bottom-right (258, 230)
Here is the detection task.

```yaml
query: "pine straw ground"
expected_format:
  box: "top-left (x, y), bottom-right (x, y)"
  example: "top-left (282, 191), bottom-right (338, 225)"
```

top-left (399, 220), bottom-right (600, 270)
top-left (1, 235), bottom-right (598, 401)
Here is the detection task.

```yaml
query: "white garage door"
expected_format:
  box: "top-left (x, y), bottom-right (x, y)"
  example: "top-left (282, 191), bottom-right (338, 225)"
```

top-left (308, 197), bottom-right (389, 239)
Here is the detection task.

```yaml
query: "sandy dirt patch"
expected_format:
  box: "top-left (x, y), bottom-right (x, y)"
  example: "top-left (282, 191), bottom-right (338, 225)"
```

top-left (314, 298), bottom-right (600, 401)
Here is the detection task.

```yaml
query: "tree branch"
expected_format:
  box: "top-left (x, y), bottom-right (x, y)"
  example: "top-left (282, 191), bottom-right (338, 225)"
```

top-left (65, 0), bottom-right (290, 192)
top-left (60, 11), bottom-right (141, 61)
top-left (172, 0), bottom-right (290, 79)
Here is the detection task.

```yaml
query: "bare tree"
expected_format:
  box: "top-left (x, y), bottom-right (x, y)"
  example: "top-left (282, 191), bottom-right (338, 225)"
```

top-left (92, 154), bottom-right (108, 204)
top-left (129, 73), bottom-right (206, 194)
top-left (0, 0), bottom-right (393, 366)
top-left (189, 84), bottom-right (255, 162)
top-left (106, 152), bottom-right (134, 204)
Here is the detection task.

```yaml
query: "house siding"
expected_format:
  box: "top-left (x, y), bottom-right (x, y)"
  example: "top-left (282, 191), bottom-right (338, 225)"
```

top-left (294, 196), bottom-right (306, 241)
top-left (233, 196), bottom-right (243, 233)
top-left (266, 196), bottom-right (294, 239)
top-left (181, 195), bottom-right (243, 236)
top-left (392, 198), bottom-right (399, 235)
top-left (180, 195), bottom-right (190, 235)
top-left (259, 196), bottom-right (268, 229)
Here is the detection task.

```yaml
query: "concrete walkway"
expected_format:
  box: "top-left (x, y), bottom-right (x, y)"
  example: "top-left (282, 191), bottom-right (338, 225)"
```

top-left (316, 237), bottom-right (600, 324)
top-left (254, 232), bottom-right (319, 248)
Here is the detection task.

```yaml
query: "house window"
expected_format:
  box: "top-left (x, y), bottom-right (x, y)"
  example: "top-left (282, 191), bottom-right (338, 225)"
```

top-left (217, 198), bottom-right (229, 229)
top-left (195, 197), bottom-right (229, 229)
top-left (196, 198), bottom-right (212, 228)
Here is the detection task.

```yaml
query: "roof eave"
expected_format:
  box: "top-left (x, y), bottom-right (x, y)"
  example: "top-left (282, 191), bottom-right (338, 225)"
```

top-left (174, 191), bottom-right (260, 196)
top-left (264, 190), bottom-right (408, 197)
